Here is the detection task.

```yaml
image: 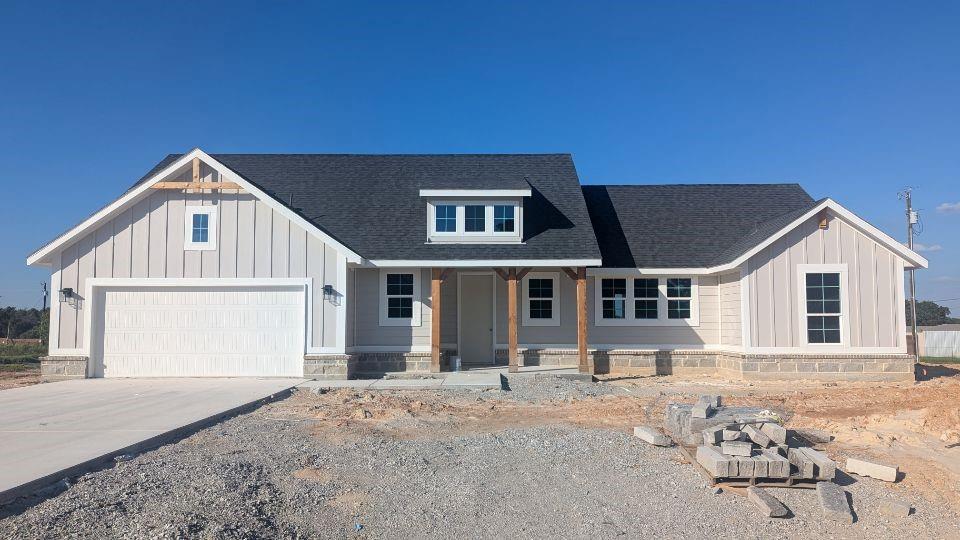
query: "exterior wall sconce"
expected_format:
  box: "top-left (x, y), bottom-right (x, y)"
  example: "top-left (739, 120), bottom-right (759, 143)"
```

top-left (59, 287), bottom-right (78, 307)
top-left (322, 285), bottom-right (335, 302)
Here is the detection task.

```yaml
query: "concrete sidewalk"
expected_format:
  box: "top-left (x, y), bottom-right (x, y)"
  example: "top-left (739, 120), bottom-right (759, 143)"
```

top-left (299, 370), bottom-right (503, 390)
top-left (0, 378), bottom-right (302, 505)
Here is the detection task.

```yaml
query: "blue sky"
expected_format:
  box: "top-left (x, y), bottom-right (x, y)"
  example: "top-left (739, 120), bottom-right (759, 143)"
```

top-left (1, 1), bottom-right (957, 310)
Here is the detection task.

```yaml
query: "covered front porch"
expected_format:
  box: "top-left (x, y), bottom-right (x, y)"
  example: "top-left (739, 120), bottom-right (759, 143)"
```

top-left (427, 266), bottom-right (591, 375)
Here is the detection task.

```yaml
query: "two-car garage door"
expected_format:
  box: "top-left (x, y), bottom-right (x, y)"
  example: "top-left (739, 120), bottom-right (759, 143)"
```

top-left (93, 286), bottom-right (305, 377)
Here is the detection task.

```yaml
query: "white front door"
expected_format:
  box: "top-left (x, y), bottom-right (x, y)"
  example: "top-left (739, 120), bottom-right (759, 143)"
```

top-left (459, 274), bottom-right (494, 365)
top-left (94, 285), bottom-right (305, 377)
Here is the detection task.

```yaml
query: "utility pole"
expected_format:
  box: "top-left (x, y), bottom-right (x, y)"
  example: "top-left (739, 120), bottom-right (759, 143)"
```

top-left (899, 188), bottom-right (919, 362)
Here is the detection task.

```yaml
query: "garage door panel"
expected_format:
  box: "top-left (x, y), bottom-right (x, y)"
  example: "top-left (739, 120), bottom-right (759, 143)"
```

top-left (97, 286), bottom-right (305, 377)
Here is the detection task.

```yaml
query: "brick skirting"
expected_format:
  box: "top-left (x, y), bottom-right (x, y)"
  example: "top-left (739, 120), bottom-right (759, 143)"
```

top-left (40, 356), bottom-right (89, 381)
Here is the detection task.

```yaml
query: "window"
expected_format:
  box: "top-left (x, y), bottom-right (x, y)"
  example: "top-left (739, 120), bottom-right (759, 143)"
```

top-left (666, 278), bottom-right (692, 319)
top-left (464, 205), bottom-right (485, 232)
top-left (522, 272), bottom-right (560, 326)
top-left (634, 278), bottom-right (658, 319)
top-left (435, 205), bottom-right (456, 232)
top-left (183, 206), bottom-right (217, 251)
top-left (805, 272), bottom-right (841, 344)
top-left (601, 278), bottom-right (627, 319)
top-left (494, 205), bottom-right (515, 232)
top-left (595, 275), bottom-right (699, 326)
top-left (379, 269), bottom-right (421, 326)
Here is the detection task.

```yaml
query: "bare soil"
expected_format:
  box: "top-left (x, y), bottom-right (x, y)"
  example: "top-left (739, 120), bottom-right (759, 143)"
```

top-left (0, 366), bottom-right (40, 390)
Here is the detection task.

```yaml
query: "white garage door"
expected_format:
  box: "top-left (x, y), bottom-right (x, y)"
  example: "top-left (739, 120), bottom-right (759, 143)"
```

top-left (95, 286), bottom-right (305, 377)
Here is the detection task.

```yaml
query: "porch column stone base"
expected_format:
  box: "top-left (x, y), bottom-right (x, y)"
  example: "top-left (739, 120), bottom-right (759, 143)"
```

top-left (352, 352), bottom-right (439, 377)
top-left (40, 356), bottom-right (89, 381)
top-left (303, 355), bottom-right (354, 380)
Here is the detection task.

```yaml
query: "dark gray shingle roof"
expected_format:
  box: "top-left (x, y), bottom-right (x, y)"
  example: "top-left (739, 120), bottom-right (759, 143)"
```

top-left (137, 154), bottom-right (601, 261)
top-left (581, 184), bottom-right (816, 268)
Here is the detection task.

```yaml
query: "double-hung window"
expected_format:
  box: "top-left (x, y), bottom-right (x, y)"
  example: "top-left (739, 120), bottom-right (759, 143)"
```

top-left (380, 270), bottom-right (421, 326)
top-left (666, 278), bottom-right (692, 319)
top-left (493, 205), bottom-right (515, 232)
top-left (522, 272), bottom-right (560, 326)
top-left (634, 278), bottom-right (658, 319)
top-left (464, 205), bottom-right (486, 232)
top-left (601, 278), bottom-right (627, 319)
top-left (805, 272), bottom-right (842, 344)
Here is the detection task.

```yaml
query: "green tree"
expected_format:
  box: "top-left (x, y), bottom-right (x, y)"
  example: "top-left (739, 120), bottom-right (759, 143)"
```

top-left (906, 300), bottom-right (960, 327)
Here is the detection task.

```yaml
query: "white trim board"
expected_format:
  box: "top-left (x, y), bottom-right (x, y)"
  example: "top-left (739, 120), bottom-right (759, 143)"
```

top-left (419, 189), bottom-right (531, 197)
top-left (364, 259), bottom-right (602, 268)
top-left (27, 148), bottom-right (361, 266)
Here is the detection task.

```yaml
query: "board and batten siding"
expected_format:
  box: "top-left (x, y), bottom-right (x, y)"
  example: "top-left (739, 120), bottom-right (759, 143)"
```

top-left (745, 214), bottom-right (906, 350)
top-left (49, 186), bottom-right (345, 354)
top-left (718, 272), bottom-right (742, 347)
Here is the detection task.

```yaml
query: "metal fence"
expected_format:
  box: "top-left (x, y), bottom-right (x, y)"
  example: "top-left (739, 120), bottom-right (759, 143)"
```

top-left (923, 331), bottom-right (960, 358)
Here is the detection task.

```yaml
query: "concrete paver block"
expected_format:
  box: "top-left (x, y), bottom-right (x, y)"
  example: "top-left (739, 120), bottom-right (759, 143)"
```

top-left (759, 422), bottom-right (788, 445)
top-left (720, 440), bottom-right (753, 457)
top-left (736, 457), bottom-right (755, 477)
top-left (633, 426), bottom-right (672, 447)
top-left (788, 448), bottom-right (815, 478)
top-left (696, 445), bottom-right (732, 477)
top-left (691, 397), bottom-right (713, 419)
top-left (722, 429), bottom-right (743, 441)
top-left (799, 447), bottom-right (836, 480)
top-left (846, 457), bottom-right (898, 482)
top-left (816, 482), bottom-right (853, 523)
top-left (877, 499), bottom-right (911, 518)
top-left (752, 455), bottom-right (768, 477)
top-left (760, 449), bottom-right (791, 478)
top-left (702, 425), bottom-right (727, 445)
top-left (742, 424), bottom-right (772, 447)
top-left (747, 486), bottom-right (789, 518)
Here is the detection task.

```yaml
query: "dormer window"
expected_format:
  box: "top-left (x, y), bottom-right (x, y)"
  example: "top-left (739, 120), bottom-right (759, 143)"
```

top-left (420, 188), bottom-right (528, 244)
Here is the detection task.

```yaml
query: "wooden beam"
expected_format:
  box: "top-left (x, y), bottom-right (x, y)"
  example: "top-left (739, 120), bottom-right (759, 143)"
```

top-left (439, 268), bottom-right (453, 282)
top-left (516, 267), bottom-right (532, 281)
top-left (561, 267), bottom-right (578, 281)
top-left (431, 268), bottom-right (442, 373)
top-left (507, 267), bottom-right (519, 373)
top-left (192, 157), bottom-right (201, 183)
top-left (151, 182), bottom-right (243, 191)
top-left (494, 268), bottom-right (510, 281)
top-left (576, 266), bottom-right (590, 374)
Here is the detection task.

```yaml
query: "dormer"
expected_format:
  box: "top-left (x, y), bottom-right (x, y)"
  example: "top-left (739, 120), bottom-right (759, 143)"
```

top-left (420, 188), bottom-right (530, 244)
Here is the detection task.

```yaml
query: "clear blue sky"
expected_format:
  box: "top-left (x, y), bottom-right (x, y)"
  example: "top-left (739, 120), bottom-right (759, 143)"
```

top-left (1, 1), bottom-right (957, 310)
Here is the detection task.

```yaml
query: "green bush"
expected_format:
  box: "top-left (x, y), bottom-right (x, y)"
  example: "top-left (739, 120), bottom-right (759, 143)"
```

top-left (0, 342), bottom-right (47, 359)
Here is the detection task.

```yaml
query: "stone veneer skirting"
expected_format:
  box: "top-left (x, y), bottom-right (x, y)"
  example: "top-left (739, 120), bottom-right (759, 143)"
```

top-left (304, 352), bottom-right (444, 379)
top-left (40, 356), bottom-right (89, 381)
top-left (494, 348), bottom-right (915, 382)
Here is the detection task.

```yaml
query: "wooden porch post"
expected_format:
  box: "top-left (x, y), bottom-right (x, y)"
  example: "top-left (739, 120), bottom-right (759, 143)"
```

top-left (507, 267), bottom-right (519, 373)
top-left (431, 268), bottom-right (442, 373)
top-left (576, 267), bottom-right (590, 374)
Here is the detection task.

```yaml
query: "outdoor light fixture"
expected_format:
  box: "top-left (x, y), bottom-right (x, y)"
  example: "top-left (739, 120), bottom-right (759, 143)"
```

top-left (58, 287), bottom-right (77, 307)
top-left (322, 285), bottom-right (335, 302)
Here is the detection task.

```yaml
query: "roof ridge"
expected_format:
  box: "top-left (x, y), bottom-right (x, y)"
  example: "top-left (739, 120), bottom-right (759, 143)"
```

top-left (206, 153), bottom-right (573, 157)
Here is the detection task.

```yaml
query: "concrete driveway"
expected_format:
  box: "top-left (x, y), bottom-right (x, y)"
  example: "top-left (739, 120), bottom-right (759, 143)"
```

top-left (0, 377), bottom-right (303, 505)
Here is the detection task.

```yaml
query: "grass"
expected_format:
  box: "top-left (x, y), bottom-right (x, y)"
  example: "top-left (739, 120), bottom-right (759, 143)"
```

top-left (921, 356), bottom-right (960, 365)
top-left (0, 363), bottom-right (39, 372)
top-left (0, 342), bottom-right (46, 365)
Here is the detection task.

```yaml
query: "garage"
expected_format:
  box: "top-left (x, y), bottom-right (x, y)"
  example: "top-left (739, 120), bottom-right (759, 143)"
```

top-left (91, 285), bottom-right (306, 378)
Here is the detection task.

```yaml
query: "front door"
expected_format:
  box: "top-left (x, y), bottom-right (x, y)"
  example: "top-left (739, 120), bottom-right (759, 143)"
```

top-left (459, 274), bottom-right (494, 365)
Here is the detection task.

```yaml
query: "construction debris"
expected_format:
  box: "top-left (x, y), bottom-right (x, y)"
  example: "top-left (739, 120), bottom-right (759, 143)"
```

top-left (746, 486), bottom-right (789, 518)
top-left (816, 482), bottom-right (853, 523)
top-left (846, 457), bottom-right (899, 482)
top-left (877, 499), bottom-right (912, 518)
top-left (691, 395), bottom-right (714, 419)
top-left (633, 426), bottom-right (672, 447)
top-left (665, 402), bottom-right (771, 446)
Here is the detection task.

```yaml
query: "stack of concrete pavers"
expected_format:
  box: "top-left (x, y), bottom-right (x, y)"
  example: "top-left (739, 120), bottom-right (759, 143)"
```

top-left (670, 396), bottom-right (837, 481)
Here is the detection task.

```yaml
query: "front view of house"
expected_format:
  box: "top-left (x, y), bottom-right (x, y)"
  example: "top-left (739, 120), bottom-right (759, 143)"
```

top-left (28, 149), bottom-right (927, 382)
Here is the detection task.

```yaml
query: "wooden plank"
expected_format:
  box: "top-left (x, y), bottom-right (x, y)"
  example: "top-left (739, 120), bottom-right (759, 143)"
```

top-left (439, 267), bottom-right (453, 282)
top-left (151, 181), bottom-right (243, 190)
top-left (192, 157), bottom-right (200, 183)
top-left (516, 267), bottom-right (532, 281)
top-left (576, 266), bottom-right (590, 374)
top-left (493, 268), bottom-right (509, 281)
top-left (561, 267), bottom-right (578, 281)
top-left (508, 268), bottom-right (519, 373)
top-left (431, 268), bottom-right (443, 373)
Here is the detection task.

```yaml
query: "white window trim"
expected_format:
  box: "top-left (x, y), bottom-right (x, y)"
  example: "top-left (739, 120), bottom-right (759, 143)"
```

top-left (378, 268), bottom-right (422, 327)
top-left (184, 206), bottom-right (217, 251)
top-left (593, 275), bottom-right (700, 327)
top-left (426, 199), bottom-right (523, 244)
top-left (521, 271), bottom-right (560, 327)
top-left (797, 263), bottom-right (850, 347)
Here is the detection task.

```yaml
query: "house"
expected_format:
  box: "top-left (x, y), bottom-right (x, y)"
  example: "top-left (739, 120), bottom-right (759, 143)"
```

top-left (27, 149), bottom-right (927, 382)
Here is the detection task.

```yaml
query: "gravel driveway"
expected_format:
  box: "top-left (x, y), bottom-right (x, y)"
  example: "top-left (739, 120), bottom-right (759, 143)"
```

top-left (1, 377), bottom-right (957, 539)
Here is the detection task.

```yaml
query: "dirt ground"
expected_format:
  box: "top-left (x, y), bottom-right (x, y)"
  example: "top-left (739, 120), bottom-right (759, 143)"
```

top-left (0, 366), bottom-right (40, 390)
top-left (2, 366), bottom-right (959, 538)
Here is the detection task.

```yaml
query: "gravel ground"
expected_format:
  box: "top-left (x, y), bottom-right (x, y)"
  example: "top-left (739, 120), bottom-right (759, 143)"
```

top-left (2, 377), bottom-right (957, 539)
